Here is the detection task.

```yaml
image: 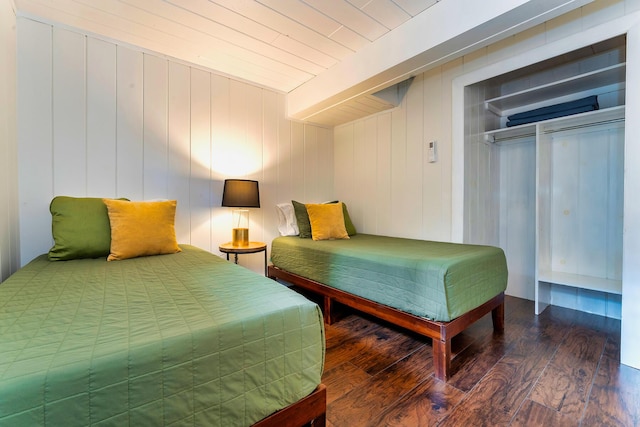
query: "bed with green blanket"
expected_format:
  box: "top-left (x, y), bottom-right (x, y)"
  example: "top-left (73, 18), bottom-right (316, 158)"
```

top-left (0, 245), bottom-right (325, 426)
top-left (268, 234), bottom-right (508, 381)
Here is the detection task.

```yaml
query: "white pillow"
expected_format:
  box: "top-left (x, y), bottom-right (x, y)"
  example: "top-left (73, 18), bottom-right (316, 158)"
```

top-left (276, 202), bottom-right (299, 236)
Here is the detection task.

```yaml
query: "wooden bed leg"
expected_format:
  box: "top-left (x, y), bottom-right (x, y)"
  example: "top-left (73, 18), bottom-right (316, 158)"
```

top-left (492, 301), bottom-right (505, 333)
top-left (323, 296), bottom-right (334, 325)
top-left (433, 338), bottom-right (451, 382)
top-left (252, 384), bottom-right (326, 427)
top-left (311, 412), bottom-right (326, 426)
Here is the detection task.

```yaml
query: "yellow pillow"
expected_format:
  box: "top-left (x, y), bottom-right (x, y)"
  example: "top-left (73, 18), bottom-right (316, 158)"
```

top-left (305, 202), bottom-right (350, 241)
top-left (103, 199), bottom-right (181, 261)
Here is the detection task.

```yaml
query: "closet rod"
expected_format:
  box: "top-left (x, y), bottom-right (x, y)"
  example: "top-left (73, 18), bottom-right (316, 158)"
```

top-left (541, 117), bottom-right (625, 134)
top-left (489, 116), bottom-right (625, 144)
top-left (488, 133), bottom-right (536, 144)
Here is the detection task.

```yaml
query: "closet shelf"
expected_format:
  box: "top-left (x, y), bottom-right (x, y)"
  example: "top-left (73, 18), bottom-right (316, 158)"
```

top-left (485, 105), bottom-right (625, 145)
top-left (538, 270), bottom-right (622, 295)
top-left (484, 63), bottom-right (626, 116)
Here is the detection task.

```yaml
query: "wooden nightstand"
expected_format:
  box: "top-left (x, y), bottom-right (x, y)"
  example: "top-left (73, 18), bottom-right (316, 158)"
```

top-left (219, 241), bottom-right (267, 276)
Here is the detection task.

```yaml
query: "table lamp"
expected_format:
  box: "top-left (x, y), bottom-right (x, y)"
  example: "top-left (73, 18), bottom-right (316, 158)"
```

top-left (221, 179), bottom-right (260, 246)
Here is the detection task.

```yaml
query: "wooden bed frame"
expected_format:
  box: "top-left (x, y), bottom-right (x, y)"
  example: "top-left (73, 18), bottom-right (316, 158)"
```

top-left (268, 265), bottom-right (505, 382)
top-left (253, 384), bottom-right (326, 427)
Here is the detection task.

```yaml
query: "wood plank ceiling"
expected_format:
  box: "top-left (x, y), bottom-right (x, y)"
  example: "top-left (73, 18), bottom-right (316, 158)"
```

top-left (15, 0), bottom-right (437, 125)
top-left (14, 0), bottom-right (592, 126)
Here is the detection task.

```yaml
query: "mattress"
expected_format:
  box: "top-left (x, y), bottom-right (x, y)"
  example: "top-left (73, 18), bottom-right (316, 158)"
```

top-left (270, 234), bottom-right (508, 322)
top-left (0, 245), bottom-right (324, 426)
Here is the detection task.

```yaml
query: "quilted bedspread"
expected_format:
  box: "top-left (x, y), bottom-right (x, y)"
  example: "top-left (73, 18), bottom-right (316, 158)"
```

top-left (0, 245), bottom-right (324, 426)
top-left (271, 234), bottom-right (508, 322)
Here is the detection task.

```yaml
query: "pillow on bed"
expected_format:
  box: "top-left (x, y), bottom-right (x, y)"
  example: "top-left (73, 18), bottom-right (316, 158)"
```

top-left (48, 196), bottom-right (128, 261)
top-left (292, 200), bottom-right (313, 238)
top-left (305, 202), bottom-right (350, 241)
top-left (292, 200), bottom-right (356, 238)
top-left (276, 202), bottom-right (299, 236)
top-left (340, 202), bottom-right (357, 236)
top-left (104, 199), bottom-right (181, 261)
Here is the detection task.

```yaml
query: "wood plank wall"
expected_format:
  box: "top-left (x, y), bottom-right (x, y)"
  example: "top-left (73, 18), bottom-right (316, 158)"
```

top-left (333, 65), bottom-right (456, 243)
top-left (16, 17), bottom-right (334, 273)
top-left (0, 0), bottom-right (19, 282)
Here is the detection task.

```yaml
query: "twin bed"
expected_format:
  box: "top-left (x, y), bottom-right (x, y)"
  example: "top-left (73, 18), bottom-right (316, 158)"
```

top-left (0, 246), bottom-right (326, 426)
top-left (269, 234), bottom-right (508, 381)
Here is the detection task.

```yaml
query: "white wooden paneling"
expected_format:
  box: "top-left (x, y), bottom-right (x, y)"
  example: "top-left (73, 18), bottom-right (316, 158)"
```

top-left (143, 54), bottom-right (169, 199)
top-left (16, 18), bottom-right (334, 272)
top-left (582, 0), bottom-right (626, 29)
top-left (276, 93), bottom-right (293, 202)
top-left (116, 47), bottom-right (144, 199)
top-left (361, 117), bottom-right (377, 233)
top-left (549, 285), bottom-right (622, 318)
top-left (87, 38), bottom-right (117, 196)
top-left (17, 18), bottom-right (53, 262)
top-left (438, 58), bottom-right (462, 241)
top-left (213, 0), bottom-right (353, 59)
top-left (333, 124), bottom-right (354, 211)
top-left (210, 73), bottom-right (231, 248)
top-left (392, 0), bottom-right (436, 16)
top-left (243, 83), bottom-right (265, 272)
top-left (349, 121), bottom-right (364, 228)
top-left (261, 89), bottom-right (279, 252)
top-left (146, 0), bottom-right (330, 72)
top-left (621, 18), bottom-right (640, 370)
top-left (189, 67), bottom-right (211, 251)
top-left (291, 121), bottom-right (305, 199)
top-left (544, 124), bottom-right (624, 283)
top-left (53, 28), bottom-right (86, 196)
top-left (389, 93), bottom-right (407, 238)
top-left (0, 0), bottom-right (19, 280)
top-left (304, 0), bottom-right (387, 41)
top-left (499, 139), bottom-right (536, 300)
top-left (361, 0), bottom-right (411, 29)
top-left (422, 67), bottom-right (443, 242)
top-left (375, 113), bottom-right (392, 236)
top-left (319, 126), bottom-right (334, 195)
top-left (167, 62), bottom-right (191, 244)
top-left (303, 125), bottom-right (320, 202)
top-left (210, 74), bottom-right (230, 180)
top-left (258, 0), bottom-right (340, 37)
top-left (403, 73), bottom-right (424, 237)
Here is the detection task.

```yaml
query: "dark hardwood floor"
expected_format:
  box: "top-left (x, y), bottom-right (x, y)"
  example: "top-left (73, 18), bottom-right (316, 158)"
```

top-left (320, 296), bottom-right (638, 426)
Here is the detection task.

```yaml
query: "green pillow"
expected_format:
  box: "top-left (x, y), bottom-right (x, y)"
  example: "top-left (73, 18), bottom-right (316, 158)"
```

top-left (341, 202), bottom-right (357, 236)
top-left (292, 200), bottom-right (312, 238)
top-left (292, 199), bottom-right (357, 238)
top-left (48, 196), bottom-right (128, 261)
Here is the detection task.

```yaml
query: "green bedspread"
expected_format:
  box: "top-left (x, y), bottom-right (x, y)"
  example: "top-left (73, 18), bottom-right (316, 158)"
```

top-left (0, 245), bottom-right (324, 426)
top-left (271, 234), bottom-right (508, 322)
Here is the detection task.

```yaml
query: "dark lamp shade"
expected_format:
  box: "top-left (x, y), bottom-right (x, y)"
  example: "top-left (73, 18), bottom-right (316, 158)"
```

top-left (221, 179), bottom-right (260, 208)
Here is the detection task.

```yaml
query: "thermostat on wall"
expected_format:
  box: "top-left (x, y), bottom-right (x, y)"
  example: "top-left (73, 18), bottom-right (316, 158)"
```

top-left (428, 140), bottom-right (437, 163)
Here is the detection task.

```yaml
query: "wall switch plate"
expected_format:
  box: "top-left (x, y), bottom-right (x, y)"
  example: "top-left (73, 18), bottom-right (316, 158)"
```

top-left (428, 140), bottom-right (437, 163)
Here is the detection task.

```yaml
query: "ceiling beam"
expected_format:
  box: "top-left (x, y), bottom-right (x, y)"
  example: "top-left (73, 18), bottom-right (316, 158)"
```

top-left (287, 0), bottom-right (593, 122)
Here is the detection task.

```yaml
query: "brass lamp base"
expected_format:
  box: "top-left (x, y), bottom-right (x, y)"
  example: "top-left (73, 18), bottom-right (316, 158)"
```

top-left (232, 228), bottom-right (249, 246)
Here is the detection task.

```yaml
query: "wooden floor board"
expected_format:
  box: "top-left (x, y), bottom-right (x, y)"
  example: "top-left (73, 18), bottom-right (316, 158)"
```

top-left (438, 327), bottom-right (560, 426)
top-left (529, 325), bottom-right (606, 417)
top-left (511, 399), bottom-right (579, 427)
top-left (326, 345), bottom-right (433, 427)
top-left (322, 361), bottom-right (371, 404)
top-left (447, 331), bottom-right (508, 392)
top-left (321, 296), bottom-right (638, 426)
top-left (375, 376), bottom-right (466, 426)
top-left (581, 355), bottom-right (640, 426)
